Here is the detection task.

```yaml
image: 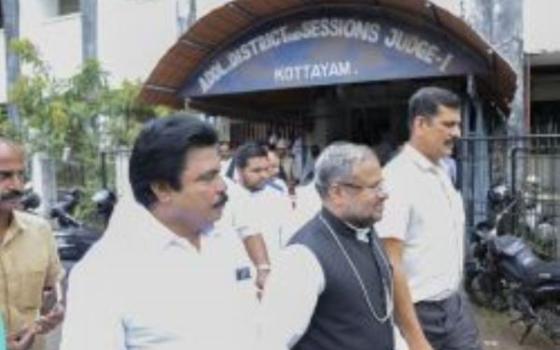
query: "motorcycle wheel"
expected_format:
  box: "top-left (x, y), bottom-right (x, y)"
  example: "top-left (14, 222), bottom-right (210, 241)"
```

top-left (466, 273), bottom-right (495, 307)
top-left (537, 304), bottom-right (560, 344)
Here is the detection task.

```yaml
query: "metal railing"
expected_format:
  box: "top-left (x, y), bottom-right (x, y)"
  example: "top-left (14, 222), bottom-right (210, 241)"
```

top-left (457, 134), bottom-right (560, 259)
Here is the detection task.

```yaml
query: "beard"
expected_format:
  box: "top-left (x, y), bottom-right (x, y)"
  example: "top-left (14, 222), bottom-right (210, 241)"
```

top-left (343, 213), bottom-right (375, 228)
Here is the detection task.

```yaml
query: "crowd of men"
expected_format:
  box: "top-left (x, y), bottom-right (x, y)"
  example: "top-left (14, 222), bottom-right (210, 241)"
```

top-left (0, 86), bottom-right (482, 350)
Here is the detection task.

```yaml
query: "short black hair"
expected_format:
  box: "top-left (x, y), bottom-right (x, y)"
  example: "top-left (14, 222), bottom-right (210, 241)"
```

top-left (408, 87), bottom-right (460, 126)
top-left (129, 115), bottom-right (218, 208)
top-left (234, 142), bottom-right (268, 169)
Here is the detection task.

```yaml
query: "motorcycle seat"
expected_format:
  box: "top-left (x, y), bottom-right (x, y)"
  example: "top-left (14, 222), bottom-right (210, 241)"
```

top-left (490, 235), bottom-right (539, 266)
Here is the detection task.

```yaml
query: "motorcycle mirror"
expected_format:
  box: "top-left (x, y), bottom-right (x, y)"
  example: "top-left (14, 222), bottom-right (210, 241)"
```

top-left (475, 221), bottom-right (493, 238)
top-left (21, 191), bottom-right (41, 210)
top-left (488, 184), bottom-right (510, 205)
top-left (92, 189), bottom-right (116, 204)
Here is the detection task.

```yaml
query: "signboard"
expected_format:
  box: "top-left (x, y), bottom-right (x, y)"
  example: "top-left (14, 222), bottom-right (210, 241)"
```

top-left (181, 14), bottom-right (487, 97)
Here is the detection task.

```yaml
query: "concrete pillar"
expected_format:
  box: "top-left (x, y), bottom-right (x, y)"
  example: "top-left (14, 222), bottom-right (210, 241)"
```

top-left (3, 0), bottom-right (21, 129)
top-left (176, 0), bottom-right (197, 37)
top-left (81, 0), bottom-right (98, 61)
top-left (114, 147), bottom-right (131, 198)
top-left (31, 152), bottom-right (57, 217)
top-left (463, 0), bottom-right (526, 135)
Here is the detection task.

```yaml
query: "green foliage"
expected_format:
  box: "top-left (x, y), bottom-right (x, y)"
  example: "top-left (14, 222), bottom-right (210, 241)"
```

top-left (0, 109), bottom-right (21, 141)
top-left (6, 38), bottom-right (171, 219)
top-left (102, 79), bottom-right (172, 145)
top-left (8, 38), bottom-right (169, 158)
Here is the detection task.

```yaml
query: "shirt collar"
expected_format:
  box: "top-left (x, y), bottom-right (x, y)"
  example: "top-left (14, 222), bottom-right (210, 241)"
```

top-left (122, 202), bottom-right (212, 253)
top-left (343, 221), bottom-right (371, 243)
top-left (402, 144), bottom-right (445, 173)
top-left (1, 211), bottom-right (29, 247)
top-left (12, 211), bottom-right (29, 230)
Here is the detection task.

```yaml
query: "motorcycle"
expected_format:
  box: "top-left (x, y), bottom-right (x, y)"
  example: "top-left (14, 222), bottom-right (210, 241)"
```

top-left (465, 184), bottom-right (560, 344)
top-left (51, 188), bottom-right (116, 261)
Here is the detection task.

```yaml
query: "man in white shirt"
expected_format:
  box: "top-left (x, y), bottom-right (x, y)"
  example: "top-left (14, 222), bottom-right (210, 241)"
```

top-left (292, 181), bottom-right (321, 232)
top-left (276, 138), bottom-right (297, 188)
top-left (266, 148), bottom-right (290, 196)
top-left (218, 140), bottom-right (234, 177)
top-left (376, 87), bottom-right (482, 350)
top-left (260, 142), bottom-right (394, 350)
top-left (60, 116), bottom-right (256, 350)
top-left (222, 142), bottom-right (294, 255)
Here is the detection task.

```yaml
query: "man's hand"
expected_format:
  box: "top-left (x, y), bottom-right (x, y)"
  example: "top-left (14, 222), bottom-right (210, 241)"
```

top-left (256, 267), bottom-right (271, 300)
top-left (407, 336), bottom-right (434, 350)
top-left (35, 303), bottom-right (65, 334)
top-left (7, 326), bottom-right (35, 350)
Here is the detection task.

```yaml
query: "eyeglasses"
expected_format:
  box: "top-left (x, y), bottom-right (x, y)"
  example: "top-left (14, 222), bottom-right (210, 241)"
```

top-left (337, 181), bottom-right (386, 195)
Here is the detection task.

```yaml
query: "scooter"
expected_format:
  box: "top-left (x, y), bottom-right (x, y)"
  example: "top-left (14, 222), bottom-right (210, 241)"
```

top-left (465, 184), bottom-right (560, 344)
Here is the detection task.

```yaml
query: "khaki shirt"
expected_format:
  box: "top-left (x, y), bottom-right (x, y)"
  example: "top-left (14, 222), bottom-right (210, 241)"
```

top-left (0, 210), bottom-right (63, 349)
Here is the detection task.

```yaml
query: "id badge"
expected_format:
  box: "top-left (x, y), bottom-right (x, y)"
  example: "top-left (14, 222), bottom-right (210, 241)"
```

top-left (235, 266), bottom-right (252, 281)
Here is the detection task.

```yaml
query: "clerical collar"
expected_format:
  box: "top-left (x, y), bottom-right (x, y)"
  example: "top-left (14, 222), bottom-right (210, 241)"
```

top-left (320, 207), bottom-right (370, 243)
top-left (343, 221), bottom-right (371, 243)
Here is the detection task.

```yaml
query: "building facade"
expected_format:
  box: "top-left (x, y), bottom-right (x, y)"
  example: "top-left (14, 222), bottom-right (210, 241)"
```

top-left (0, 0), bottom-right (189, 104)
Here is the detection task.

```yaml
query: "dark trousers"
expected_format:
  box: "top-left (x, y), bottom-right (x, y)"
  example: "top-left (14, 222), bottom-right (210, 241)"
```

top-left (415, 292), bottom-right (482, 350)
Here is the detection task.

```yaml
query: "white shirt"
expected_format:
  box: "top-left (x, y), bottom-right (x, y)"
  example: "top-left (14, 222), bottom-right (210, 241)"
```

top-left (375, 144), bottom-right (465, 302)
top-left (220, 158), bottom-right (233, 177)
top-left (268, 177), bottom-right (290, 196)
top-left (218, 177), bottom-right (294, 258)
top-left (60, 201), bottom-right (257, 350)
top-left (292, 182), bottom-right (322, 231)
top-left (258, 245), bottom-right (324, 350)
top-left (217, 177), bottom-right (256, 240)
top-left (250, 185), bottom-right (294, 254)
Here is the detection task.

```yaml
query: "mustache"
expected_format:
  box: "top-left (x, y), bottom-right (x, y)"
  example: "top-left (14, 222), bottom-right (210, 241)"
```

top-left (447, 136), bottom-right (460, 144)
top-left (0, 190), bottom-right (23, 202)
top-left (445, 139), bottom-right (457, 147)
top-left (213, 193), bottom-right (228, 208)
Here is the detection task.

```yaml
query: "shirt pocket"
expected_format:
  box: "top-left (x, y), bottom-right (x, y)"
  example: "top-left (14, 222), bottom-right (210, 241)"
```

top-left (17, 268), bottom-right (47, 310)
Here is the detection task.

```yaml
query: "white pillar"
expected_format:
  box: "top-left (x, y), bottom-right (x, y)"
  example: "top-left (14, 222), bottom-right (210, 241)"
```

top-left (31, 152), bottom-right (57, 216)
top-left (114, 147), bottom-right (131, 198)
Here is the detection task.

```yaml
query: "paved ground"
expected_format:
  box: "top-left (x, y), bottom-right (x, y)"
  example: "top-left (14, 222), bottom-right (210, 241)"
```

top-left (476, 306), bottom-right (558, 350)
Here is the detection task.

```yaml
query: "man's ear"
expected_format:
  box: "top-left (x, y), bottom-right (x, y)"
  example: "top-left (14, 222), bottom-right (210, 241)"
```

top-left (327, 184), bottom-right (344, 206)
top-left (411, 115), bottom-right (430, 134)
top-left (150, 181), bottom-right (172, 204)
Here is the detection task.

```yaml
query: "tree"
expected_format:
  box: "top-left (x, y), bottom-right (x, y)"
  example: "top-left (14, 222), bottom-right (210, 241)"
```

top-left (5, 38), bottom-right (169, 219)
